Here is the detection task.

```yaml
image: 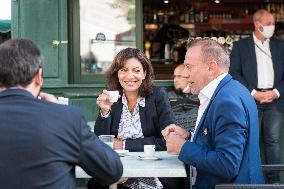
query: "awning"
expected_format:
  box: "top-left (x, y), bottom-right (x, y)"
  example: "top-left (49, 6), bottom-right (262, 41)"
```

top-left (0, 20), bottom-right (11, 33)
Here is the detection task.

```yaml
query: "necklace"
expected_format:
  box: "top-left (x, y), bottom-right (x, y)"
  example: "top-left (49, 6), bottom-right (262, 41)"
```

top-left (128, 105), bottom-right (136, 114)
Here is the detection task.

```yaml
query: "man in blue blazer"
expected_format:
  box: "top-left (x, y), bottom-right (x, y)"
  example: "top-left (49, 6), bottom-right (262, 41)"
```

top-left (230, 9), bottom-right (284, 183)
top-left (0, 38), bottom-right (123, 189)
top-left (162, 39), bottom-right (264, 189)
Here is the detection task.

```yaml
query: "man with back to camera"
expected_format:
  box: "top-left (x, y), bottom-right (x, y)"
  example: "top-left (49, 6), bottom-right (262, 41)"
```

top-left (162, 39), bottom-right (264, 189)
top-left (230, 9), bottom-right (284, 183)
top-left (0, 38), bottom-right (123, 189)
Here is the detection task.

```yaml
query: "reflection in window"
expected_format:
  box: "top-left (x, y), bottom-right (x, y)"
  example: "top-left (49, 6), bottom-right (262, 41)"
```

top-left (80, 0), bottom-right (136, 75)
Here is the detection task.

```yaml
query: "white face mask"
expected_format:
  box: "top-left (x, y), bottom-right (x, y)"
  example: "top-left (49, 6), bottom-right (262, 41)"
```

top-left (259, 24), bottom-right (275, 39)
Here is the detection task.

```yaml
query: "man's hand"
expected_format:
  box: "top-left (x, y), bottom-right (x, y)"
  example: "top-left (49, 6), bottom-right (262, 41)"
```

top-left (39, 92), bottom-right (60, 104)
top-left (162, 124), bottom-right (190, 140)
top-left (253, 90), bottom-right (278, 103)
top-left (262, 90), bottom-right (278, 103)
top-left (166, 132), bottom-right (186, 155)
top-left (253, 91), bottom-right (266, 103)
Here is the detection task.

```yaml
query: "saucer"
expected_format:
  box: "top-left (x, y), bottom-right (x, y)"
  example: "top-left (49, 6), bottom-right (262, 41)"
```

top-left (115, 150), bottom-right (129, 156)
top-left (137, 155), bottom-right (161, 161)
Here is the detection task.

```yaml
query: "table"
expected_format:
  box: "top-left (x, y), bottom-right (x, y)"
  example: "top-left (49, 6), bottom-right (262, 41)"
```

top-left (76, 151), bottom-right (187, 188)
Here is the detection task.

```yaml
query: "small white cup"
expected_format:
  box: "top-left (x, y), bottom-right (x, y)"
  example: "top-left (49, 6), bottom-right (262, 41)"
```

top-left (99, 135), bottom-right (115, 149)
top-left (144, 145), bottom-right (155, 157)
top-left (58, 97), bottom-right (69, 105)
top-left (108, 91), bottom-right (120, 103)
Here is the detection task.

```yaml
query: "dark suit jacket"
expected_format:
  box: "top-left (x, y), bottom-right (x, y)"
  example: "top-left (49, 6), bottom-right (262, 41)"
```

top-left (229, 36), bottom-right (284, 112)
top-left (94, 87), bottom-right (175, 151)
top-left (0, 89), bottom-right (123, 189)
top-left (179, 75), bottom-right (264, 189)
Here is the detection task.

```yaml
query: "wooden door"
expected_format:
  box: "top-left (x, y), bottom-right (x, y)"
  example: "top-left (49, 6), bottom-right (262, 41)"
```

top-left (12, 0), bottom-right (68, 86)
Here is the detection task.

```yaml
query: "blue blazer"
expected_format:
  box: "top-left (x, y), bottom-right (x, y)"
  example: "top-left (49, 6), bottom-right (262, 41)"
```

top-left (229, 36), bottom-right (284, 112)
top-left (0, 89), bottom-right (123, 189)
top-left (94, 87), bottom-right (175, 151)
top-left (179, 75), bottom-right (264, 189)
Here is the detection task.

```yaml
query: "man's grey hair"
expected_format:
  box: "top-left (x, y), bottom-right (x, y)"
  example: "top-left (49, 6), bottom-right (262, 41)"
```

top-left (253, 9), bottom-right (271, 22)
top-left (187, 39), bottom-right (230, 69)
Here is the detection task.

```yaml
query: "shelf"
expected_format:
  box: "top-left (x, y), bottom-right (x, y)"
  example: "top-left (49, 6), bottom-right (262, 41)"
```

top-left (145, 17), bottom-right (253, 29)
top-left (207, 16), bottom-right (252, 24)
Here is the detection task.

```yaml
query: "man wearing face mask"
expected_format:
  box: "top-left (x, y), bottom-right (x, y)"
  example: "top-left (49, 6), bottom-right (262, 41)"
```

top-left (230, 9), bottom-right (284, 184)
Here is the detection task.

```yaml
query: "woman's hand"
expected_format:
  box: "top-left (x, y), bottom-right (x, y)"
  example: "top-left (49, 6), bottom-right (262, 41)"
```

top-left (96, 90), bottom-right (113, 116)
top-left (113, 138), bottom-right (124, 150)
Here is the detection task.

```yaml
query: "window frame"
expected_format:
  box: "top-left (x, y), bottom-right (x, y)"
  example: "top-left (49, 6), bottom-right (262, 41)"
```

top-left (69, 0), bottom-right (143, 84)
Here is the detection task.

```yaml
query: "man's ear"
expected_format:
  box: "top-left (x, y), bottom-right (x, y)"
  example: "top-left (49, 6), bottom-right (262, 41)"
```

top-left (208, 59), bottom-right (217, 71)
top-left (34, 68), bottom-right (43, 87)
top-left (207, 59), bottom-right (219, 78)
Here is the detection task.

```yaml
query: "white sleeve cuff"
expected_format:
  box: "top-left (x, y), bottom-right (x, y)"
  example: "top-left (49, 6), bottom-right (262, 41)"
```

top-left (273, 89), bottom-right (280, 98)
top-left (251, 89), bottom-right (257, 96)
top-left (100, 110), bottom-right (110, 118)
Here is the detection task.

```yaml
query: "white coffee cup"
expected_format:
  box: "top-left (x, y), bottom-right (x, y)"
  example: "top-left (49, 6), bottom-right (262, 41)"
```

top-left (99, 135), bottom-right (115, 149)
top-left (144, 145), bottom-right (155, 157)
top-left (58, 97), bottom-right (69, 105)
top-left (108, 91), bottom-right (120, 103)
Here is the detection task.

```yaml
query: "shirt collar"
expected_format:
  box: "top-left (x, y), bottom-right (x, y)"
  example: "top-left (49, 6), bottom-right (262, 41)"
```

top-left (121, 92), bottom-right (145, 108)
top-left (199, 72), bottom-right (228, 102)
top-left (253, 32), bottom-right (270, 45)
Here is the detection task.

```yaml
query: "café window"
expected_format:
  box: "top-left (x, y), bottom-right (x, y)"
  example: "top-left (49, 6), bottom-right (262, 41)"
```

top-left (79, 0), bottom-right (136, 77)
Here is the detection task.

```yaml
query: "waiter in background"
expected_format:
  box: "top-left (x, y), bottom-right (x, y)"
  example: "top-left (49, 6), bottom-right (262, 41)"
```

top-left (152, 15), bottom-right (189, 63)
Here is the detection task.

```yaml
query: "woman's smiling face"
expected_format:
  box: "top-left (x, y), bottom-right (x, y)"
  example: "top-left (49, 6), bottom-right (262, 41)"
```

top-left (118, 58), bottom-right (146, 94)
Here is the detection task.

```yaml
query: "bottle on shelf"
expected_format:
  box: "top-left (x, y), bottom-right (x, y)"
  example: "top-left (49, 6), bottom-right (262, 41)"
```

top-left (189, 7), bottom-right (195, 23)
top-left (164, 43), bottom-right (171, 64)
top-left (145, 41), bottom-right (151, 59)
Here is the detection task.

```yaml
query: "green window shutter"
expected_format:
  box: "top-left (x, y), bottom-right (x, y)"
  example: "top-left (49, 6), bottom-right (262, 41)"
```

top-left (12, 0), bottom-right (68, 87)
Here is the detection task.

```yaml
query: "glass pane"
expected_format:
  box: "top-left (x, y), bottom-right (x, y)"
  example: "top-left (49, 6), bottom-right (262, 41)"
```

top-left (80, 0), bottom-right (136, 75)
top-left (0, 0), bottom-right (11, 44)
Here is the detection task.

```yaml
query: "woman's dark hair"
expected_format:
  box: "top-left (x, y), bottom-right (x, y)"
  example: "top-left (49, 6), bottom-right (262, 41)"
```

top-left (105, 48), bottom-right (154, 97)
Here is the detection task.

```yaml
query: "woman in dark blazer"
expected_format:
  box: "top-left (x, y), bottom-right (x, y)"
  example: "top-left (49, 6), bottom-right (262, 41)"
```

top-left (94, 86), bottom-right (174, 151)
top-left (88, 48), bottom-right (182, 189)
top-left (94, 47), bottom-right (174, 152)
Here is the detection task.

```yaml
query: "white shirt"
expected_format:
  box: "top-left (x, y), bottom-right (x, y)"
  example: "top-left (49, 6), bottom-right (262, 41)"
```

top-left (251, 34), bottom-right (280, 97)
top-left (194, 72), bottom-right (228, 135)
top-left (117, 93), bottom-right (145, 140)
top-left (253, 33), bottom-right (274, 89)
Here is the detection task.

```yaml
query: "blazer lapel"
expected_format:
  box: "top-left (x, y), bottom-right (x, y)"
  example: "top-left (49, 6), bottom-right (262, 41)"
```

top-left (248, 36), bottom-right (258, 85)
top-left (139, 105), bottom-right (147, 133)
top-left (112, 100), bottom-right (123, 135)
top-left (269, 39), bottom-right (279, 85)
top-left (192, 75), bottom-right (232, 141)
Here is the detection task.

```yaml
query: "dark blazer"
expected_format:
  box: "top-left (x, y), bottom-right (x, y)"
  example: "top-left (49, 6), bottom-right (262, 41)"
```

top-left (229, 36), bottom-right (284, 112)
top-left (0, 89), bottom-right (123, 189)
top-left (179, 75), bottom-right (264, 189)
top-left (94, 87), bottom-right (175, 151)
